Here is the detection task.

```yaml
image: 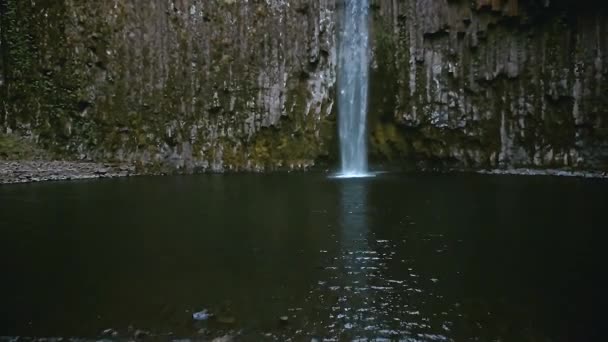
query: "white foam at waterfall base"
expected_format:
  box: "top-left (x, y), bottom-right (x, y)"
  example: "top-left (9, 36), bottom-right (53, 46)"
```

top-left (331, 171), bottom-right (376, 179)
top-left (330, 170), bottom-right (389, 179)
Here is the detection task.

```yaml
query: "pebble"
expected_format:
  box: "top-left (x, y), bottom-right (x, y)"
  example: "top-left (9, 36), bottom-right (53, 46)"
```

top-left (192, 310), bottom-right (211, 321)
top-left (134, 329), bottom-right (149, 339)
top-left (101, 328), bottom-right (118, 337)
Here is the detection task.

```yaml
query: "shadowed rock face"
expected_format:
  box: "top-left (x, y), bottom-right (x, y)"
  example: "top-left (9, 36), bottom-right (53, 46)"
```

top-left (2, 0), bottom-right (608, 172)
top-left (369, 0), bottom-right (608, 171)
top-left (0, 0), bottom-right (338, 172)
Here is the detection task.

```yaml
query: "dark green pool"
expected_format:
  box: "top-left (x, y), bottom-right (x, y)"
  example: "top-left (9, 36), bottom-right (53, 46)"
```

top-left (0, 172), bottom-right (605, 341)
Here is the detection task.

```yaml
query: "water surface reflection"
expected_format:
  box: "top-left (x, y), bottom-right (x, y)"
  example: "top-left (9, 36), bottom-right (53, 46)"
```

top-left (0, 173), bottom-right (605, 341)
top-left (306, 178), bottom-right (452, 341)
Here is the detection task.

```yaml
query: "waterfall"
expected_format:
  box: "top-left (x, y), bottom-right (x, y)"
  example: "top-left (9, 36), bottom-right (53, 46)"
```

top-left (337, 0), bottom-right (370, 177)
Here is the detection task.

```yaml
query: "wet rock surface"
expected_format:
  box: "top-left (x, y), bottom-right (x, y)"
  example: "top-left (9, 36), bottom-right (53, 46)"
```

top-left (0, 0), bottom-right (338, 172)
top-left (369, 0), bottom-right (608, 170)
top-left (0, 161), bottom-right (136, 185)
top-left (2, 0), bottom-right (607, 172)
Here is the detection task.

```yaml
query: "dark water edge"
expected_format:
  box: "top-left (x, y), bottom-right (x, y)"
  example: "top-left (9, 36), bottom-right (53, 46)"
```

top-left (1, 172), bottom-right (606, 341)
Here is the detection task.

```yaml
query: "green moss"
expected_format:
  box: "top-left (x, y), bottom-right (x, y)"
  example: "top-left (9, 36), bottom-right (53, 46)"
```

top-left (370, 121), bottom-right (408, 160)
top-left (3, 0), bottom-right (83, 156)
top-left (219, 78), bottom-right (338, 170)
top-left (0, 132), bottom-right (52, 160)
top-left (368, 15), bottom-right (405, 162)
top-left (1, 0), bottom-right (340, 171)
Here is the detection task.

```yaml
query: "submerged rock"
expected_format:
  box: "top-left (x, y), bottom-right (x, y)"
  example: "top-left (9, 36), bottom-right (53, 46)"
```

top-left (192, 310), bottom-right (212, 321)
top-left (101, 328), bottom-right (119, 337)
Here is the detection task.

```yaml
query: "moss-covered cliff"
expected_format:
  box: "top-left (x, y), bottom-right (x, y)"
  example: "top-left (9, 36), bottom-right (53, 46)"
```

top-left (0, 0), bottom-right (338, 172)
top-left (2, 0), bottom-right (608, 172)
top-left (370, 0), bottom-right (608, 170)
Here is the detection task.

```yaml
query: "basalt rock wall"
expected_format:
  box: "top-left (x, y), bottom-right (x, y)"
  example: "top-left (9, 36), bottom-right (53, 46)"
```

top-left (369, 0), bottom-right (608, 170)
top-left (0, 0), bottom-right (338, 172)
top-left (2, 0), bottom-right (608, 172)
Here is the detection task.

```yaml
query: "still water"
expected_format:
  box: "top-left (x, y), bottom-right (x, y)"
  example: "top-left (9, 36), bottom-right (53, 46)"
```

top-left (0, 173), bottom-right (606, 341)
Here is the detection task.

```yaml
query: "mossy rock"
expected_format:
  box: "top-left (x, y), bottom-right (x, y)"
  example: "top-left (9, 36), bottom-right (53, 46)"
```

top-left (0, 133), bottom-right (53, 160)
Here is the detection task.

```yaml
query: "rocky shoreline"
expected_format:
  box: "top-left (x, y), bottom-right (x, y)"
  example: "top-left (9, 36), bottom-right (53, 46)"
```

top-left (0, 161), bottom-right (137, 185)
top-left (2, 160), bottom-right (608, 186)
top-left (0, 337), bottom-right (233, 342)
top-left (478, 168), bottom-right (608, 179)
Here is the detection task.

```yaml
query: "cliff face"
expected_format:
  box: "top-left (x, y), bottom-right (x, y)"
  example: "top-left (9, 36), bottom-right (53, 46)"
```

top-left (370, 0), bottom-right (608, 170)
top-left (2, 0), bottom-right (608, 172)
top-left (0, 0), bottom-right (337, 172)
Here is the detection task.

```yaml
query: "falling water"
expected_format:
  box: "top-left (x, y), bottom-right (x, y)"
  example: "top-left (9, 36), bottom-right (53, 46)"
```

top-left (337, 0), bottom-right (370, 177)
